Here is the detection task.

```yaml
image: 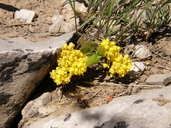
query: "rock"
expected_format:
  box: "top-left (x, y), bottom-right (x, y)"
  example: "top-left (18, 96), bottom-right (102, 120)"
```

top-left (14, 9), bottom-right (37, 23)
top-left (128, 62), bottom-right (145, 79)
top-left (163, 41), bottom-right (171, 56)
top-left (0, 32), bottom-right (75, 128)
top-left (145, 73), bottom-right (171, 86)
top-left (49, 1), bottom-right (87, 33)
top-left (38, 103), bottom-right (57, 117)
top-left (61, 1), bottom-right (87, 26)
top-left (22, 92), bottom-right (51, 119)
top-left (49, 18), bottom-right (74, 33)
top-left (51, 10), bottom-right (64, 23)
top-left (19, 84), bottom-right (171, 128)
top-left (62, 1), bottom-right (87, 13)
top-left (134, 45), bottom-right (152, 59)
top-left (63, 13), bottom-right (80, 26)
top-left (130, 62), bottom-right (145, 72)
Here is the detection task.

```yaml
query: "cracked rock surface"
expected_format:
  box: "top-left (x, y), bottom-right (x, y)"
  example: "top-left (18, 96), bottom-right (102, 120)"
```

top-left (0, 32), bottom-right (74, 128)
top-left (19, 84), bottom-right (171, 128)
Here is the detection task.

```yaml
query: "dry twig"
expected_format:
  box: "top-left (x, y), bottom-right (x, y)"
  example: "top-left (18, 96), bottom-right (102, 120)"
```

top-left (4, 23), bottom-right (35, 28)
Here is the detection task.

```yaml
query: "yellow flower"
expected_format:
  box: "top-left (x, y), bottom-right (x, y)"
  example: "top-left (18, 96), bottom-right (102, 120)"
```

top-left (80, 87), bottom-right (85, 90)
top-left (100, 38), bottom-right (110, 46)
top-left (62, 43), bottom-right (68, 50)
top-left (114, 54), bottom-right (123, 62)
top-left (102, 63), bottom-right (109, 68)
top-left (57, 106), bottom-right (61, 108)
top-left (68, 42), bottom-right (75, 50)
top-left (145, 62), bottom-right (150, 65)
top-left (50, 42), bottom-right (88, 85)
top-left (100, 38), bottom-right (121, 62)
top-left (109, 56), bottom-right (133, 77)
top-left (100, 38), bottom-right (133, 77)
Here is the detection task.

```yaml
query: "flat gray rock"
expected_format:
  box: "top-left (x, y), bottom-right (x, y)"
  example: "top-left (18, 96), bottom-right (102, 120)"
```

top-left (146, 73), bottom-right (171, 86)
top-left (19, 85), bottom-right (171, 128)
top-left (0, 32), bottom-right (75, 128)
top-left (22, 92), bottom-right (51, 119)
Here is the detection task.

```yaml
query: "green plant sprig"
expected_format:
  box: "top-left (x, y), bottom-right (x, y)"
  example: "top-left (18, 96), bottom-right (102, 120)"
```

top-left (68, 0), bottom-right (171, 42)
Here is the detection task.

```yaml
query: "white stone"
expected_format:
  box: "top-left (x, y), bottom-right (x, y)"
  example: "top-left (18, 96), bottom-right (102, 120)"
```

top-left (59, 2), bottom-right (87, 27)
top-left (49, 18), bottom-right (74, 33)
top-left (63, 2), bottom-right (87, 13)
top-left (51, 10), bottom-right (78, 28)
top-left (14, 9), bottom-right (36, 23)
top-left (130, 62), bottom-right (145, 72)
top-left (51, 10), bottom-right (64, 23)
top-left (134, 45), bottom-right (152, 59)
top-left (63, 13), bottom-right (79, 26)
top-left (51, 15), bottom-right (64, 23)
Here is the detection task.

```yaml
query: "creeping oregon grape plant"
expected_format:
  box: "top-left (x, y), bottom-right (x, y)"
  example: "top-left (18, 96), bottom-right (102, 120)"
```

top-left (50, 38), bottom-right (133, 85)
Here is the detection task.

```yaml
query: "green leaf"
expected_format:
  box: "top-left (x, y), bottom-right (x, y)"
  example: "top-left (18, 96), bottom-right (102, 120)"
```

top-left (80, 47), bottom-right (91, 55)
top-left (86, 53), bottom-right (100, 67)
top-left (79, 38), bottom-right (87, 47)
top-left (79, 39), bottom-right (94, 55)
top-left (97, 45), bottom-right (105, 57)
top-left (105, 0), bottom-right (116, 17)
top-left (80, 39), bottom-right (93, 48)
top-left (86, 40), bottom-right (94, 48)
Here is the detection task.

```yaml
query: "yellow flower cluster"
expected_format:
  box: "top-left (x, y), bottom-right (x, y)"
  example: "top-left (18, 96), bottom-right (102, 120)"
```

top-left (50, 43), bottom-right (88, 85)
top-left (100, 38), bottom-right (133, 77)
top-left (100, 38), bottom-right (121, 62)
